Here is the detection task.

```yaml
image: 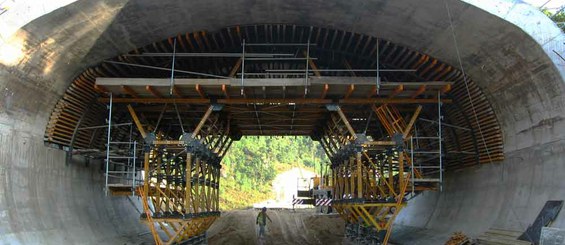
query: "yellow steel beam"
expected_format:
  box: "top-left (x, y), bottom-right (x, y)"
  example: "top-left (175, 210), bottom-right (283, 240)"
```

top-left (403, 105), bottom-right (422, 138)
top-left (335, 106), bottom-right (357, 140)
top-left (192, 105), bottom-right (214, 138)
top-left (356, 151), bottom-right (363, 198)
top-left (127, 104), bottom-right (147, 138)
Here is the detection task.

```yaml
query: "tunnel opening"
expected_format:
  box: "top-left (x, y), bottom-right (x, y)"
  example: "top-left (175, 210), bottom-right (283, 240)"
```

top-left (220, 135), bottom-right (328, 210)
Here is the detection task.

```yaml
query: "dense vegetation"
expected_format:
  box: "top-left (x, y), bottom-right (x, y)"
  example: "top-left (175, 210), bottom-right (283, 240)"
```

top-left (542, 8), bottom-right (564, 32)
top-left (219, 136), bottom-right (328, 210)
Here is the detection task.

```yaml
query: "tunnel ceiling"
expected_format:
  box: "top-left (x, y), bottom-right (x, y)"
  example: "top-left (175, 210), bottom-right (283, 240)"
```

top-left (43, 24), bottom-right (504, 170)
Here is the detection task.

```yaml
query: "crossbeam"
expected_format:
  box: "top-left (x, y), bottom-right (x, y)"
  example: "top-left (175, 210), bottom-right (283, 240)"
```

top-left (96, 77), bottom-right (452, 87)
top-left (99, 97), bottom-right (452, 104)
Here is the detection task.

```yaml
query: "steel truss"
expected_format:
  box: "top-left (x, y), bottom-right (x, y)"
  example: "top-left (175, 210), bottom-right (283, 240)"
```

top-left (127, 104), bottom-right (233, 245)
top-left (313, 102), bottom-right (438, 245)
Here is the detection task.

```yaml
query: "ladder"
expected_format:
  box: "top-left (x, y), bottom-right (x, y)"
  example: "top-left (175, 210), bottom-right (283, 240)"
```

top-left (409, 92), bottom-right (444, 194)
top-left (104, 93), bottom-right (140, 196)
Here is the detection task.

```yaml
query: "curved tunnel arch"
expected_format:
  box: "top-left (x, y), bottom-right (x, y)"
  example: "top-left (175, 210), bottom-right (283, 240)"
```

top-left (1, 0), bottom-right (564, 244)
top-left (44, 24), bottom-right (502, 171)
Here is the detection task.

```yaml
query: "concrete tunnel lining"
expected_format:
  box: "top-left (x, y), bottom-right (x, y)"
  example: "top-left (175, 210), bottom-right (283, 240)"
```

top-left (0, 0), bottom-right (564, 244)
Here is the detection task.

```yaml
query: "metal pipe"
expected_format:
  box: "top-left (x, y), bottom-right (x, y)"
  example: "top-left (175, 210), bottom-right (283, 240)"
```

top-left (153, 103), bottom-right (168, 133)
top-left (173, 102), bottom-right (185, 133)
top-left (169, 38), bottom-right (177, 96)
top-left (241, 39), bottom-right (245, 96)
top-left (264, 69), bottom-right (417, 72)
top-left (244, 43), bottom-right (318, 46)
top-left (363, 111), bottom-right (373, 134)
top-left (412, 151), bottom-right (441, 154)
top-left (411, 136), bottom-right (443, 140)
top-left (376, 39), bottom-right (380, 95)
top-left (305, 40), bottom-right (310, 96)
top-left (419, 118), bottom-right (470, 131)
top-left (132, 141), bottom-right (137, 196)
top-left (411, 136), bottom-right (415, 196)
top-left (438, 91), bottom-right (443, 192)
top-left (244, 57), bottom-right (318, 61)
top-left (105, 60), bottom-right (230, 79)
top-left (79, 123), bottom-right (132, 130)
top-left (105, 93), bottom-right (112, 196)
top-left (125, 52), bottom-right (294, 57)
top-left (236, 72), bottom-right (315, 76)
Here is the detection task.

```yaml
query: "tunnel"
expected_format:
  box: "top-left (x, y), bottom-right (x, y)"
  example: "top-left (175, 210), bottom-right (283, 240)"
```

top-left (0, 0), bottom-right (564, 244)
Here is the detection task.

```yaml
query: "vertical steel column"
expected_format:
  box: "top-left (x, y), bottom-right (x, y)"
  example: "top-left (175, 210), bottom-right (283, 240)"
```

top-left (143, 152), bottom-right (150, 200)
top-left (398, 151), bottom-right (404, 196)
top-left (105, 93), bottom-right (113, 196)
top-left (410, 136), bottom-right (415, 196)
top-left (356, 151), bottom-right (363, 198)
top-left (305, 40), bottom-right (310, 96)
top-left (438, 91), bottom-right (443, 192)
top-left (169, 38), bottom-right (177, 96)
top-left (185, 152), bottom-right (193, 213)
top-left (241, 39), bottom-right (245, 95)
top-left (132, 141), bottom-right (137, 196)
top-left (376, 39), bottom-right (380, 95)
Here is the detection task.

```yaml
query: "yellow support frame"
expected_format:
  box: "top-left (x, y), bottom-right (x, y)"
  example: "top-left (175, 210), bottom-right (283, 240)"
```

top-left (127, 104), bottom-right (230, 244)
top-left (324, 104), bottom-right (428, 245)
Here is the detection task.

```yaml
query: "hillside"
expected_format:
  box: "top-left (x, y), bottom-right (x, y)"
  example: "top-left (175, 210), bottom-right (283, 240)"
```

top-left (219, 136), bottom-right (329, 210)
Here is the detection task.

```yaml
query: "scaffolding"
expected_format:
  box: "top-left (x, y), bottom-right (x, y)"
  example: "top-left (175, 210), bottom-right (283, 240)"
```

top-left (104, 94), bottom-right (140, 196)
top-left (409, 91), bottom-right (444, 194)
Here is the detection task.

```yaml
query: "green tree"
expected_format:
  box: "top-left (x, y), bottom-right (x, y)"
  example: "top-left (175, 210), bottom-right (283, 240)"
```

top-left (542, 8), bottom-right (565, 32)
top-left (219, 136), bottom-right (329, 210)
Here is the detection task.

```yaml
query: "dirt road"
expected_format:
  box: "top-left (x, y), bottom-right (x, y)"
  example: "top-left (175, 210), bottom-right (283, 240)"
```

top-left (208, 209), bottom-right (345, 245)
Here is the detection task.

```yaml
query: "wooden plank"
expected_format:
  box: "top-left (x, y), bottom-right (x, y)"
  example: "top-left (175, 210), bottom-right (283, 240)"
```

top-left (321, 84), bottom-right (329, 99)
top-left (344, 84), bottom-right (355, 99)
top-left (122, 85), bottom-right (139, 98)
top-left (195, 84), bottom-right (206, 98)
top-left (146, 85), bottom-right (163, 98)
top-left (477, 235), bottom-right (531, 245)
top-left (411, 85), bottom-right (426, 98)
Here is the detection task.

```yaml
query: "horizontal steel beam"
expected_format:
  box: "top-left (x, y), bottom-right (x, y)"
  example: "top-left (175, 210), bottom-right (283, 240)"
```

top-left (96, 77), bottom-right (453, 87)
top-left (125, 52), bottom-right (294, 57)
top-left (240, 130), bottom-right (311, 135)
top-left (98, 97), bottom-right (452, 104)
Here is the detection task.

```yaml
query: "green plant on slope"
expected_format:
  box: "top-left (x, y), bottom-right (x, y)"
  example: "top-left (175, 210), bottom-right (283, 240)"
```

top-left (219, 136), bottom-right (328, 210)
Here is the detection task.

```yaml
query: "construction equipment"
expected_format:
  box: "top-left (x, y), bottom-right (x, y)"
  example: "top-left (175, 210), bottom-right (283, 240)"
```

top-left (294, 175), bottom-right (334, 213)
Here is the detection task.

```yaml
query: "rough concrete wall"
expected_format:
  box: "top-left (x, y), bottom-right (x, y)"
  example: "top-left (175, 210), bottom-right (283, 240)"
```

top-left (397, 138), bottom-right (565, 236)
top-left (0, 129), bottom-right (147, 244)
top-left (396, 0), bottom-right (565, 237)
top-left (0, 55), bottom-right (147, 244)
top-left (0, 3), bottom-right (148, 240)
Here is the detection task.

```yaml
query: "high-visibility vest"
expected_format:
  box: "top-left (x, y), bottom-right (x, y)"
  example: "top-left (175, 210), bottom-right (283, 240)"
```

top-left (257, 212), bottom-right (267, 225)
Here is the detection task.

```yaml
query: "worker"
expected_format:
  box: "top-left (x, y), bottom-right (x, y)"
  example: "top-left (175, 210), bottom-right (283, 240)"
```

top-left (256, 207), bottom-right (272, 238)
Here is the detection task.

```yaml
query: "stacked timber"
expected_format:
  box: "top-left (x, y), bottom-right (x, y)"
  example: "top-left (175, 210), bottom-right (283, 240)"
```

top-left (476, 228), bottom-right (531, 245)
top-left (445, 232), bottom-right (471, 245)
